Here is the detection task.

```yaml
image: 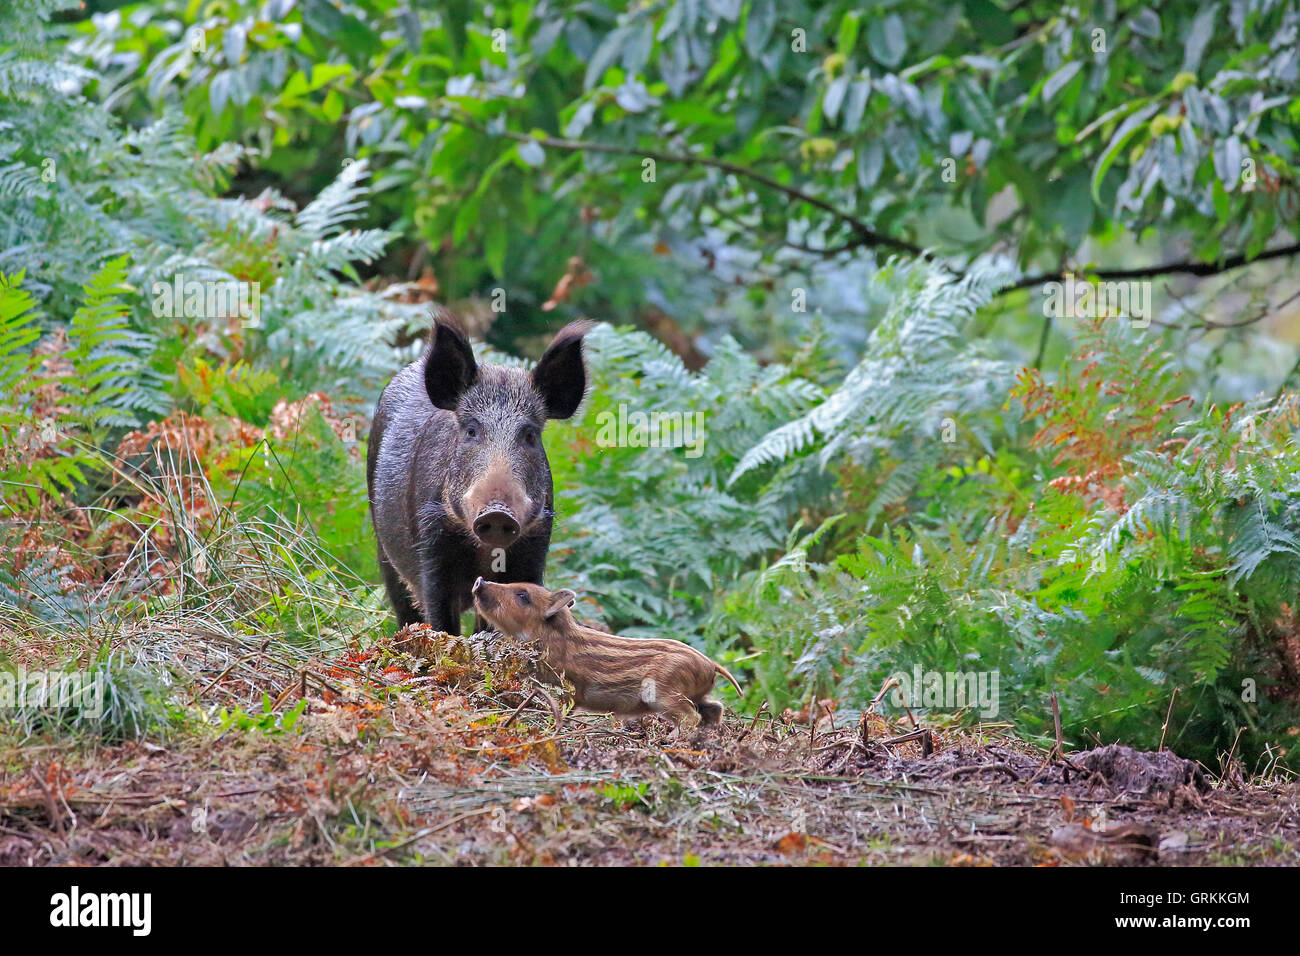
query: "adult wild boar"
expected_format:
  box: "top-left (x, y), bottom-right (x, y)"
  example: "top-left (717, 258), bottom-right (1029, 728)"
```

top-left (367, 315), bottom-right (592, 633)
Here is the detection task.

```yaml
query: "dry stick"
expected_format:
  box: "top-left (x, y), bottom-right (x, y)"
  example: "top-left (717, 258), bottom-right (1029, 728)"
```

top-left (1219, 726), bottom-right (1246, 785)
top-left (192, 652), bottom-right (262, 703)
top-left (28, 768), bottom-right (66, 838)
top-left (498, 679), bottom-right (565, 732)
top-left (455, 724), bottom-right (601, 754)
top-left (1158, 687), bottom-right (1179, 753)
top-left (501, 687), bottom-right (538, 729)
top-left (737, 701), bottom-right (768, 745)
top-left (811, 737), bottom-right (858, 754)
top-left (359, 807), bottom-right (496, 863)
top-left (305, 670), bottom-right (344, 698)
top-left (883, 728), bottom-right (935, 759)
top-left (881, 729), bottom-right (929, 747)
top-left (899, 695), bottom-right (919, 730)
top-left (269, 670), bottom-right (303, 713)
top-left (937, 761), bottom-right (1020, 782)
top-left (533, 683), bottom-right (564, 733)
top-left (835, 736), bottom-right (865, 775)
top-left (1050, 692), bottom-right (1064, 761)
top-left (889, 682), bottom-right (934, 757)
top-left (866, 676), bottom-right (899, 715)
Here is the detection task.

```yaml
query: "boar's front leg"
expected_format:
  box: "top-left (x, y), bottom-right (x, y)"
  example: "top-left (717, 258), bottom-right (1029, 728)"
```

top-left (418, 565), bottom-right (463, 635)
top-left (415, 530), bottom-right (469, 635)
top-left (378, 550), bottom-right (423, 628)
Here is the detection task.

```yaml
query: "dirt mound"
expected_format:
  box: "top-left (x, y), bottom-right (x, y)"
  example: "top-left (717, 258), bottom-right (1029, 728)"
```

top-left (1073, 744), bottom-right (1209, 798)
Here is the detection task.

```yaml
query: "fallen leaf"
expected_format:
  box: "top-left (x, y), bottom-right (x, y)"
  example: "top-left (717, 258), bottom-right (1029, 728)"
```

top-left (774, 832), bottom-right (807, 855)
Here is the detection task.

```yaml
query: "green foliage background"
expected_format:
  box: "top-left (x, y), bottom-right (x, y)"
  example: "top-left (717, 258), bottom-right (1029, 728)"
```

top-left (3, 0), bottom-right (1300, 769)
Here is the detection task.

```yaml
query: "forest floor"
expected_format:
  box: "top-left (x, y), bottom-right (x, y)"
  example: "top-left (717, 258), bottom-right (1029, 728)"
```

top-left (1, 624), bottom-right (1297, 866)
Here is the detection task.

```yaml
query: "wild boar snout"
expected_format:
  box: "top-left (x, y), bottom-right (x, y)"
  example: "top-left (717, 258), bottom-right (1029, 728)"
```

top-left (462, 459), bottom-right (534, 547)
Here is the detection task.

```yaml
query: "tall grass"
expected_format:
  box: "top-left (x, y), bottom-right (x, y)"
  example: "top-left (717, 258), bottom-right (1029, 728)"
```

top-left (1, 432), bottom-right (388, 742)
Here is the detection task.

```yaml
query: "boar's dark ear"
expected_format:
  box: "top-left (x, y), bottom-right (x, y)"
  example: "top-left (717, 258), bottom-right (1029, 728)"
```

top-left (544, 588), bottom-right (576, 619)
top-left (424, 316), bottom-right (478, 411)
top-left (531, 321), bottom-right (593, 420)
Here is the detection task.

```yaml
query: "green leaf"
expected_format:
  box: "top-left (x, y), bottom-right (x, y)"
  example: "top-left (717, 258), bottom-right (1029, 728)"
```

top-left (1047, 171), bottom-right (1094, 245)
top-left (1091, 102), bottom-right (1160, 202)
top-left (885, 121), bottom-right (919, 174)
top-left (224, 24), bottom-right (246, 65)
top-left (743, 0), bottom-right (776, 58)
top-left (518, 140), bottom-right (545, 167)
top-left (857, 140), bottom-right (884, 189)
top-left (843, 78), bottom-right (871, 133)
top-left (954, 77), bottom-right (996, 136)
top-left (1042, 61), bottom-right (1083, 104)
top-left (485, 214), bottom-right (507, 278)
top-left (622, 20), bottom-right (654, 76)
top-left (823, 74), bottom-right (849, 121)
top-left (867, 15), bottom-right (907, 69)
top-left (452, 192), bottom-right (481, 245)
top-left (1182, 3), bottom-right (1218, 74)
top-left (1211, 176), bottom-right (1230, 221)
top-left (837, 11), bottom-right (861, 56)
top-left (585, 27), bottom-right (628, 90)
top-left (1130, 8), bottom-right (1161, 40)
top-left (321, 89), bottom-right (343, 123)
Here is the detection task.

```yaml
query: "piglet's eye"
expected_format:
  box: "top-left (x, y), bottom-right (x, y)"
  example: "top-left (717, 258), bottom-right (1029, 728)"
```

top-left (517, 591), bottom-right (530, 604)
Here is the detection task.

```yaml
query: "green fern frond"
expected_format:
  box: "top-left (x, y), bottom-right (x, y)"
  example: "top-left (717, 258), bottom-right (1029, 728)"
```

top-left (729, 255), bottom-right (1019, 485)
top-left (295, 159), bottom-right (371, 240)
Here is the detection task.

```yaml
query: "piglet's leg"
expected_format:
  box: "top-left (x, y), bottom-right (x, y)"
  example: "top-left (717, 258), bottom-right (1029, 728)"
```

top-left (695, 698), bottom-right (724, 726)
top-left (659, 692), bottom-right (702, 739)
top-left (639, 678), bottom-right (694, 718)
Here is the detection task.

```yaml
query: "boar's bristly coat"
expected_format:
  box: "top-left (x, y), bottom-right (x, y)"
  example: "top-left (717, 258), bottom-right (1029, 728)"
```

top-left (367, 315), bottom-right (592, 633)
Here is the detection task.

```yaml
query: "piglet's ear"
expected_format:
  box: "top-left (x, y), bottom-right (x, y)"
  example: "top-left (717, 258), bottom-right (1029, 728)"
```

top-left (545, 588), bottom-right (576, 619)
top-left (531, 321), bottom-right (593, 420)
top-left (424, 314), bottom-right (478, 412)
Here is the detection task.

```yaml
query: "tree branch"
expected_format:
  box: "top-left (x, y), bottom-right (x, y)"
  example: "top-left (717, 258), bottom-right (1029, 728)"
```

top-left (1005, 241), bottom-right (1300, 292)
top-left (441, 111), bottom-right (924, 258)
top-left (441, 109), bottom-right (1300, 293)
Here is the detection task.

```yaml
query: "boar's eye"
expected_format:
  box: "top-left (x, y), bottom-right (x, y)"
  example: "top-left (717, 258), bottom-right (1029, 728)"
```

top-left (516, 590), bottom-right (531, 604)
top-left (519, 425), bottom-right (539, 447)
top-left (463, 420), bottom-right (481, 440)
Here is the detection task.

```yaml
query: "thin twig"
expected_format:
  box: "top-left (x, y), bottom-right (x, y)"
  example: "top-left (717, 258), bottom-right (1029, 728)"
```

top-left (1158, 687), bottom-right (1178, 753)
top-left (1050, 692), bottom-right (1064, 761)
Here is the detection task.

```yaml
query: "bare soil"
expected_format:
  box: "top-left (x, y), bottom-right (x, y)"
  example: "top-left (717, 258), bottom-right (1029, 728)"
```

top-left (2, 626), bottom-right (1296, 866)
